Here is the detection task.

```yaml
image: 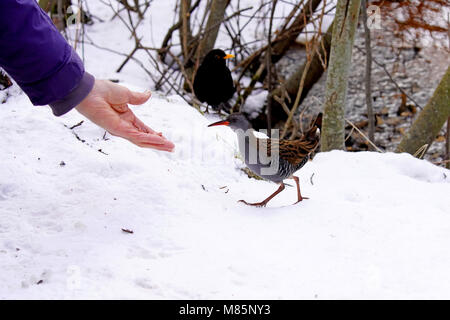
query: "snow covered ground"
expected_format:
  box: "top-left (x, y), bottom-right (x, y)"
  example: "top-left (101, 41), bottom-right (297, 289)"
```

top-left (1, 89), bottom-right (450, 299)
top-left (1, 1), bottom-right (450, 300)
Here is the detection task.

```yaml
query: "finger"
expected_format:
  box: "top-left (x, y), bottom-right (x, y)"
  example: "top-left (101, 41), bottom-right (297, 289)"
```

top-left (133, 131), bottom-right (175, 149)
top-left (122, 126), bottom-right (173, 146)
top-left (111, 118), bottom-right (174, 151)
top-left (104, 81), bottom-right (151, 106)
top-left (110, 126), bottom-right (174, 152)
top-left (105, 82), bottom-right (133, 105)
top-left (132, 116), bottom-right (155, 134)
top-left (127, 89), bottom-right (151, 105)
top-left (130, 134), bottom-right (175, 151)
top-left (129, 113), bottom-right (166, 137)
top-left (133, 141), bottom-right (175, 152)
top-left (111, 103), bottom-right (129, 113)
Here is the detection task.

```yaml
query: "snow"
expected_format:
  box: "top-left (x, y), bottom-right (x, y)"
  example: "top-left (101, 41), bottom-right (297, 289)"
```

top-left (1, 0), bottom-right (450, 300)
top-left (1, 89), bottom-right (450, 299)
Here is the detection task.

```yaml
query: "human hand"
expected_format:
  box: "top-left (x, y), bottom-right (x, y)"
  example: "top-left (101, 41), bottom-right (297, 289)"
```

top-left (75, 80), bottom-right (174, 152)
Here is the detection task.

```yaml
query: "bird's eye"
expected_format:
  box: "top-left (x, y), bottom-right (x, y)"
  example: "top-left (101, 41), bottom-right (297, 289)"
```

top-left (215, 55), bottom-right (220, 59)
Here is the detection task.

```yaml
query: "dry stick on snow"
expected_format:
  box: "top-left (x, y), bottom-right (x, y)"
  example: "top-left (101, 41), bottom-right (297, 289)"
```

top-left (310, 172), bottom-right (315, 185)
top-left (69, 120), bottom-right (84, 130)
top-left (433, 159), bottom-right (450, 166)
top-left (413, 144), bottom-right (428, 159)
top-left (360, 0), bottom-right (375, 149)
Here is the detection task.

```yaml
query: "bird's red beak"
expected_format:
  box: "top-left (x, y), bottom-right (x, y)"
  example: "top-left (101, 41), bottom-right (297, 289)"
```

top-left (208, 120), bottom-right (230, 127)
top-left (223, 54), bottom-right (235, 59)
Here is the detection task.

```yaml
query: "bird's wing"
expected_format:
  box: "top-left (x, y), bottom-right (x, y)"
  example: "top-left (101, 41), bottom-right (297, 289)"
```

top-left (257, 138), bottom-right (318, 166)
top-left (224, 67), bottom-right (236, 97)
top-left (278, 139), bottom-right (318, 166)
top-left (193, 67), bottom-right (207, 102)
top-left (256, 113), bottom-right (322, 166)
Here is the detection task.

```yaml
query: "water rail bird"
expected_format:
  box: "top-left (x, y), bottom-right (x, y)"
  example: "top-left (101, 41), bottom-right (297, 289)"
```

top-left (208, 113), bottom-right (322, 207)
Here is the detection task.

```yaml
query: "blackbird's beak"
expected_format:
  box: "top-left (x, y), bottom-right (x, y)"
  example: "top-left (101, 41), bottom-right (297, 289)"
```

top-left (223, 54), bottom-right (235, 60)
top-left (208, 120), bottom-right (230, 127)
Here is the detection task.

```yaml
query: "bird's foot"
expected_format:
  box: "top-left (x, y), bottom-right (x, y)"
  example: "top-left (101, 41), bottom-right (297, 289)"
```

top-left (293, 196), bottom-right (309, 205)
top-left (238, 200), bottom-right (267, 207)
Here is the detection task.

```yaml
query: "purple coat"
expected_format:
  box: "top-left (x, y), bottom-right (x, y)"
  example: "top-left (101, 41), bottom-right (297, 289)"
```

top-left (0, 0), bottom-right (94, 116)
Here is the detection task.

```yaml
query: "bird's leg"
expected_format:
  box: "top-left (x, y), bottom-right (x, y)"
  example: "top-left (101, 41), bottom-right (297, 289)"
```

top-left (292, 176), bottom-right (309, 204)
top-left (238, 183), bottom-right (285, 207)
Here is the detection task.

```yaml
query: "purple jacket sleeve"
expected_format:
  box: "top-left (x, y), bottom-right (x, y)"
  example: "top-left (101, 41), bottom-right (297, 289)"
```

top-left (0, 0), bottom-right (94, 116)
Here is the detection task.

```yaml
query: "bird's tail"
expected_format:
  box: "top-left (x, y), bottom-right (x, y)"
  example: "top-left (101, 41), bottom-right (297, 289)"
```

top-left (304, 113), bottom-right (322, 142)
top-left (312, 112), bottom-right (322, 130)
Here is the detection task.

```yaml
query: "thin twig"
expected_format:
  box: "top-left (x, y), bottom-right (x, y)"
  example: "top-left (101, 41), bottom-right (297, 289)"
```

top-left (281, 6), bottom-right (321, 139)
top-left (355, 45), bottom-right (423, 110)
top-left (361, 0), bottom-right (375, 149)
top-left (69, 120), bottom-right (84, 130)
top-left (266, 0), bottom-right (278, 137)
top-left (413, 144), bottom-right (428, 159)
top-left (345, 118), bottom-right (384, 153)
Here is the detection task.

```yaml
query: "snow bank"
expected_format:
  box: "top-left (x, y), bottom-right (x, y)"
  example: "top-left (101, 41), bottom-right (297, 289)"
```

top-left (1, 0), bottom-right (449, 300)
top-left (1, 91), bottom-right (449, 299)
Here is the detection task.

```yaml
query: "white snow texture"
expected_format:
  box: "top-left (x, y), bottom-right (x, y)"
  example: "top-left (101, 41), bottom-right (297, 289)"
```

top-left (1, 0), bottom-right (449, 299)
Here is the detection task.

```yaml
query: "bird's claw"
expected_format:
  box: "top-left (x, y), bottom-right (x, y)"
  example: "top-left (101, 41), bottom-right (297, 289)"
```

top-left (293, 197), bottom-right (309, 205)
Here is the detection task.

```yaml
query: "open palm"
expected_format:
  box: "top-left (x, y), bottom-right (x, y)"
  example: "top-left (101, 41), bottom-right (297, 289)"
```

top-left (75, 80), bottom-right (174, 152)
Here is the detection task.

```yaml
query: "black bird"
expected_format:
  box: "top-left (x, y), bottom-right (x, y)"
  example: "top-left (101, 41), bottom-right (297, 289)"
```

top-left (194, 49), bottom-right (235, 112)
top-left (208, 113), bottom-right (322, 207)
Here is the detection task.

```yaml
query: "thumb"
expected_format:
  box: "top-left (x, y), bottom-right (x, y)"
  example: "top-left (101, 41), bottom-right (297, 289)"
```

top-left (128, 89), bottom-right (151, 105)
